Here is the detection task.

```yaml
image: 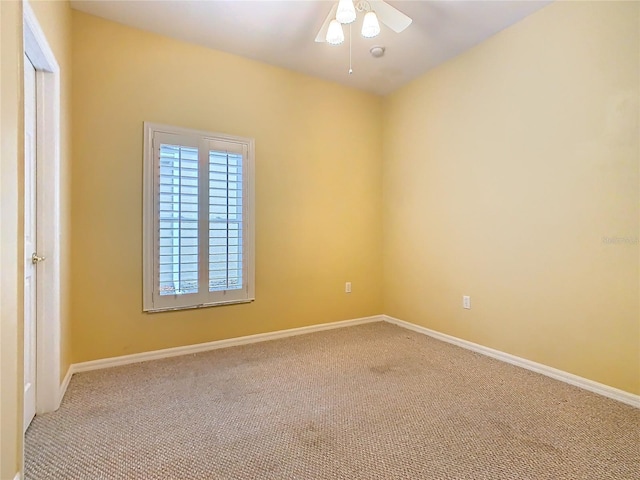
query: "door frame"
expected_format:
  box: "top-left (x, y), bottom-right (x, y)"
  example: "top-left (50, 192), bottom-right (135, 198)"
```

top-left (23, 0), bottom-right (62, 415)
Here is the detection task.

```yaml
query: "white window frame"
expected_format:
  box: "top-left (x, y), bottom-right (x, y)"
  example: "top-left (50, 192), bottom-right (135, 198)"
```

top-left (143, 122), bottom-right (255, 312)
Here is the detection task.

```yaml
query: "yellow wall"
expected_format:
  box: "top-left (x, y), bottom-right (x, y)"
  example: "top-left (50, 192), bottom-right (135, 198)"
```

top-left (1, 1), bottom-right (72, 477)
top-left (383, 1), bottom-right (639, 394)
top-left (70, 11), bottom-right (383, 362)
top-left (1, 2), bottom-right (23, 476)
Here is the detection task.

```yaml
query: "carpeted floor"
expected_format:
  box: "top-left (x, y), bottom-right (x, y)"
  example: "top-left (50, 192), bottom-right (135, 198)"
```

top-left (25, 322), bottom-right (639, 479)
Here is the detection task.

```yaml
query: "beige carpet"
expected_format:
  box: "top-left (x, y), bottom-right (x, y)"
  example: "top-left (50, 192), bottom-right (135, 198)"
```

top-left (25, 322), bottom-right (639, 479)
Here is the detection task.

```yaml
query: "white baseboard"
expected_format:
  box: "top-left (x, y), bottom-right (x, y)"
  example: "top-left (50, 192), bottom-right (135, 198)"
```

top-left (383, 315), bottom-right (640, 408)
top-left (13, 472), bottom-right (21, 480)
top-left (63, 313), bottom-right (637, 409)
top-left (71, 315), bottom-right (384, 375)
top-left (58, 366), bottom-right (73, 406)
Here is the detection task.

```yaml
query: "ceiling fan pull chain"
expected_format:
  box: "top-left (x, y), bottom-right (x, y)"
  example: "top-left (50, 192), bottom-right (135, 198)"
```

top-left (349, 23), bottom-right (353, 75)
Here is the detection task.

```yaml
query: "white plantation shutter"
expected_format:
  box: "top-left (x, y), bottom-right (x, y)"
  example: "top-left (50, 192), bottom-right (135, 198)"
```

top-left (143, 124), bottom-right (255, 312)
top-left (208, 141), bottom-right (246, 293)
top-left (158, 142), bottom-right (199, 297)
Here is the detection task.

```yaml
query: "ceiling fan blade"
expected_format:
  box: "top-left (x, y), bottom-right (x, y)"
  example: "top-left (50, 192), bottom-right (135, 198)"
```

top-left (315, 3), bottom-right (339, 42)
top-left (369, 0), bottom-right (412, 33)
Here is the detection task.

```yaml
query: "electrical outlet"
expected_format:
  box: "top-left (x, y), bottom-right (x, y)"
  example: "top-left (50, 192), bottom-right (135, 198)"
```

top-left (345, 282), bottom-right (352, 293)
top-left (463, 296), bottom-right (471, 309)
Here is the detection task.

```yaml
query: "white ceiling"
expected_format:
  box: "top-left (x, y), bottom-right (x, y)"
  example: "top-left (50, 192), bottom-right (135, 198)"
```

top-left (70, 0), bottom-right (552, 96)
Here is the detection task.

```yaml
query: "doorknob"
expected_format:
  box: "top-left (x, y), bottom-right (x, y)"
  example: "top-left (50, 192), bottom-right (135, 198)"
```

top-left (31, 253), bottom-right (46, 264)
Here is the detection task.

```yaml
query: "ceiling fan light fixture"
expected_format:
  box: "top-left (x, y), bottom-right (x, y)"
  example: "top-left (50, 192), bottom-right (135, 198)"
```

top-left (336, 0), bottom-right (356, 24)
top-left (326, 19), bottom-right (345, 45)
top-left (361, 11), bottom-right (381, 38)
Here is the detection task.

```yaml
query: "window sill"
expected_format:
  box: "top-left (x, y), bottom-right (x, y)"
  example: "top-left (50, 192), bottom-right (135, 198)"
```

top-left (144, 297), bottom-right (255, 313)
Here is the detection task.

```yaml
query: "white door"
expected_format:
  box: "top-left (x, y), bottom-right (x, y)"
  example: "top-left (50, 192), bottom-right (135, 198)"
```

top-left (24, 53), bottom-right (39, 432)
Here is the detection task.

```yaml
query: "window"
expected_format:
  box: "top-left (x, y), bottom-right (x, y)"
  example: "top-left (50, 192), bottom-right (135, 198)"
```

top-left (143, 123), bottom-right (255, 312)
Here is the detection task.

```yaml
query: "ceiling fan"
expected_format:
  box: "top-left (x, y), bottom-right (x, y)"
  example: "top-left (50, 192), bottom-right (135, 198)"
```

top-left (315, 0), bottom-right (412, 45)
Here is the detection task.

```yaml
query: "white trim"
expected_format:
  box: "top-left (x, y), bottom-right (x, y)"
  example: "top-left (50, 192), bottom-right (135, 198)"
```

top-left (23, 0), bottom-right (63, 415)
top-left (383, 315), bottom-right (640, 408)
top-left (13, 473), bottom-right (22, 480)
top-left (58, 367), bottom-right (73, 406)
top-left (71, 316), bottom-right (384, 373)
